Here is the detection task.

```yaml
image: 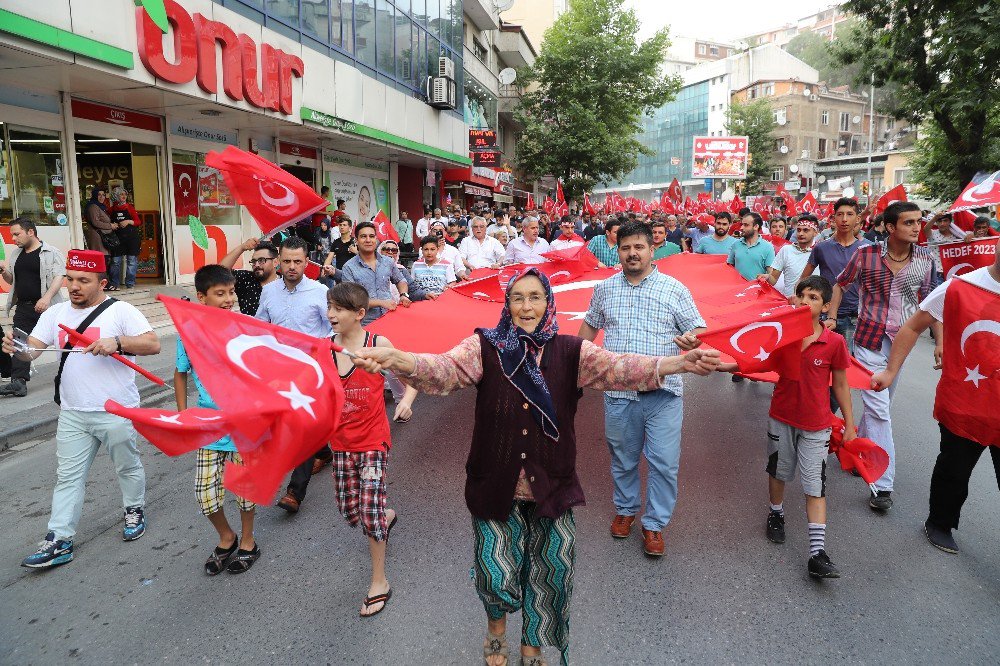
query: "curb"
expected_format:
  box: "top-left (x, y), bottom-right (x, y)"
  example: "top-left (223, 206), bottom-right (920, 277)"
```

top-left (0, 382), bottom-right (177, 453)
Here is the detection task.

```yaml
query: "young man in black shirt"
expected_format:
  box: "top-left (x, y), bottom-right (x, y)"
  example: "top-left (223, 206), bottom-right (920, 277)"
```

top-left (219, 238), bottom-right (279, 315)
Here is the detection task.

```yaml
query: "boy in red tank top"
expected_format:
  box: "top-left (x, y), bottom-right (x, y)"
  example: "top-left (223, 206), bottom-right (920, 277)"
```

top-left (327, 282), bottom-right (416, 617)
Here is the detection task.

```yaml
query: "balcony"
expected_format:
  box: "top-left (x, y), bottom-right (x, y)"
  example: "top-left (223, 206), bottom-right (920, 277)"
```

top-left (496, 27), bottom-right (537, 69)
top-left (464, 0), bottom-right (500, 31)
top-left (499, 83), bottom-right (524, 126)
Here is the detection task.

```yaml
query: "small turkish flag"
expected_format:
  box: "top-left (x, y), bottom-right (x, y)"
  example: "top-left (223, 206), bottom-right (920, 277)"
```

top-left (543, 196), bottom-right (555, 216)
top-left (527, 193), bottom-right (536, 210)
top-left (668, 178), bottom-right (683, 206)
top-left (556, 180), bottom-right (566, 204)
top-left (934, 278), bottom-right (1000, 447)
top-left (150, 296), bottom-right (344, 503)
top-left (305, 260), bottom-right (323, 280)
top-left (729, 195), bottom-right (744, 214)
top-left (206, 145), bottom-right (328, 236)
top-left (948, 170), bottom-right (1000, 214)
top-left (776, 184), bottom-right (798, 216)
top-left (173, 164), bottom-right (199, 218)
top-left (829, 417), bottom-right (890, 484)
top-left (373, 209), bottom-right (400, 243)
top-left (874, 184), bottom-right (907, 215)
top-left (583, 194), bottom-right (597, 216)
top-left (798, 191), bottom-right (817, 213)
top-left (698, 302), bottom-right (814, 376)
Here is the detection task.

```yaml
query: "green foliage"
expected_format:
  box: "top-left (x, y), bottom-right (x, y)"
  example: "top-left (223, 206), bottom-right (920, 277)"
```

top-left (834, 0), bottom-right (1000, 201)
top-left (188, 215), bottom-right (209, 250)
top-left (514, 0), bottom-right (681, 199)
top-left (724, 99), bottom-right (776, 195)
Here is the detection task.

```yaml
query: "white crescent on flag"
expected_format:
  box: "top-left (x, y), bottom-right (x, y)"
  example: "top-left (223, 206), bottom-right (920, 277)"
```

top-left (226, 334), bottom-right (324, 388)
top-left (959, 319), bottom-right (1000, 355)
top-left (730, 321), bottom-right (783, 355)
top-left (258, 181), bottom-right (297, 211)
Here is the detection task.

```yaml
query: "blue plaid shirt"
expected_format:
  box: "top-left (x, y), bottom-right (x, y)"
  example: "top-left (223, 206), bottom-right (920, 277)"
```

top-left (584, 270), bottom-right (706, 399)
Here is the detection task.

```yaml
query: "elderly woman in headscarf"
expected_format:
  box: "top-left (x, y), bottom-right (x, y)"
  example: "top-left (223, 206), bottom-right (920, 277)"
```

top-left (83, 187), bottom-right (116, 270)
top-left (377, 239), bottom-right (433, 304)
top-left (352, 268), bottom-right (719, 666)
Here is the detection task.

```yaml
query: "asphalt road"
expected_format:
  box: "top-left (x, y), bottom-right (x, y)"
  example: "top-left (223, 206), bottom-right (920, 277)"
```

top-left (1, 331), bottom-right (998, 665)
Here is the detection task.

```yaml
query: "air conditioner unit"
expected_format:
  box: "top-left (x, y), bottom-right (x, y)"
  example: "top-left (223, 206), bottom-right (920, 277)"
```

top-left (809, 94), bottom-right (818, 101)
top-left (438, 56), bottom-right (455, 80)
top-left (430, 77), bottom-right (457, 110)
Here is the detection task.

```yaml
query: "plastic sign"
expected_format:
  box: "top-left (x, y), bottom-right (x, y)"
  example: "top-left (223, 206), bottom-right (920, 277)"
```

top-left (472, 151), bottom-right (500, 167)
top-left (469, 129), bottom-right (497, 149)
top-left (692, 136), bottom-right (749, 179)
top-left (137, 0), bottom-right (304, 115)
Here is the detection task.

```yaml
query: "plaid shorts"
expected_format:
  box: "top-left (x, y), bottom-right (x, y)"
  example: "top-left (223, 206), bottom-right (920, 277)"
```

top-left (195, 448), bottom-right (255, 516)
top-left (333, 450), bottom-right (389, 541)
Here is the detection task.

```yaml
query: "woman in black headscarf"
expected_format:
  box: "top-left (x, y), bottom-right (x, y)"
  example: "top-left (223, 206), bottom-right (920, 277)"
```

top-left (83, 187), bottom-right (119, 289)
top-left (351, 267), bottom-right (719, 666)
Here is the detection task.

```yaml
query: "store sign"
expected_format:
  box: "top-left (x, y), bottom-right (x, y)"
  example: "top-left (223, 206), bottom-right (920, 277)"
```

top-left (279, 142), bottom-right (318, 160)
top-left (71, 99), bottom-right (163, 132)
top-left (469, 129), bottom-right (497, 149)
top-left (473, 151), bottom-right (500, 167)
top-left (170, 121), bottom-right (237, 145)
top-left (136, 0), bottom-right (304, 115)
top-left (322, 149), bottom-right (388, 175)
top-left (465, 185), bottom-right (493, 197)
top-left (494, 170), bottom-right (513, 195)
top-left (301, 108), bottom-right (358, 133)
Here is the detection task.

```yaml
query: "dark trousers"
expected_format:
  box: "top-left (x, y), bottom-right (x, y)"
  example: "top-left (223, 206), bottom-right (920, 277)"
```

top-left (0, 325), bottom-right (11, 378)
top-left (287, 444), bottom-right (333, 501)
top-left (928, 424), bottom-right (1000, 530)
top-left (11, 302), bottom-right (41, 382)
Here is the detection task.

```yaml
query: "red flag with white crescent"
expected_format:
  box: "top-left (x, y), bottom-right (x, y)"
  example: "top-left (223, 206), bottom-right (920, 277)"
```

top-left (668, 178), bottom-right (683, 206)
top-left (697, 301), bottom-right (814, 376)
top-left (939, 238), bottom-right (997, 280)
top-left (172, 164), bottom-right (199, 218)
top-left (526, 193), bottom-right (536, 210)
top-left (206, 146), bottom-right (328, 236)
top-left (798, 191), bottom-right (817, 214)
top-left (556, 180), bottom-right (566, 204)
top-left (948, 171), bottom-right (1000, 214)
top-left (874, 184), bottom-right (907, 215)
top-left (776, 184), bottom-right (798, 216)
top-left (933, 278), bottom-right (1000, 447)
top-left (373, 209), bottom-right (400, 243)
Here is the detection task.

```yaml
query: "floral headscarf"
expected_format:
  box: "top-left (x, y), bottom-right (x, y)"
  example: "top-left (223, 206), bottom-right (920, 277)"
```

top-left (477, 267), bottom-right (560, 441)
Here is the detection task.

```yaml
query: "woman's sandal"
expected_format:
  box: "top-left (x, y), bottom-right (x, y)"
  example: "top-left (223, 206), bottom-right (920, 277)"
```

top-left (483, 633), bottom-right (509, 665)
top-left (225, 542), bottom-right (260, 574)
top-left (360, 588), bottom-right (392, 617)
top-left (204, 540), bottom-right (238, 576)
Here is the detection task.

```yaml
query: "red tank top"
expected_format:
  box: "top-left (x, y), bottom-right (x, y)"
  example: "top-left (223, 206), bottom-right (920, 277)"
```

top-left (332, 332), bottom-right (392, 453)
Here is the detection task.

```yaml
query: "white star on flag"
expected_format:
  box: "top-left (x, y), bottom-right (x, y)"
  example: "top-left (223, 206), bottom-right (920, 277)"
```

top-left (964, 365), bottom-right (987, 388)
top-left (153, 414), bottom-right (183, 425)
top-left (278, 381), bottom-right (317, 418)
top-left (754, 347), bottom-right (770, 362)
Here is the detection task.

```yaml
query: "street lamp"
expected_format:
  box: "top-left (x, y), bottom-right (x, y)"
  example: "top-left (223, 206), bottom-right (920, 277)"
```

top-left (863, 73), bottom-right (875, 199)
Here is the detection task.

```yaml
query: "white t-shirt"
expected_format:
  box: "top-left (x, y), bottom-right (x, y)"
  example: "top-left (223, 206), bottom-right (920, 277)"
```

top-left (438, 243), bottom-right (466, 276)
top-left (31, 299), bottom-right (153, 411)
top-left (919, 267), bottom-right (1000, 322)
top-left (770, 243), bottom-right (817, 297)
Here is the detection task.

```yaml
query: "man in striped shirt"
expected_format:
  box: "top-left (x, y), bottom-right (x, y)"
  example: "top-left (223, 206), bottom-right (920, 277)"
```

top-left (828, 201), bottom-right (940, 512)
top-left (586, 217), bottom-right (621, 267)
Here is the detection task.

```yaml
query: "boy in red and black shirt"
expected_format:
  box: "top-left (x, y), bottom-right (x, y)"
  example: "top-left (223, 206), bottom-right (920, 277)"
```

top-left (721, 275), bottom-right (856, 578)
top-left (327, 282), bottom-right (416, 617)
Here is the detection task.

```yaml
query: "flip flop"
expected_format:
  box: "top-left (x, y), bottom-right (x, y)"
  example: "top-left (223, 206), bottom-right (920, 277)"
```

top-left (386, 513), bottom-right (398, 540)
top-left (225, 542), bottom-right (260, 574)
top-left (360, 588), bottom-right (392, 617)
top-left (204, 540), bottom-right (238, 576)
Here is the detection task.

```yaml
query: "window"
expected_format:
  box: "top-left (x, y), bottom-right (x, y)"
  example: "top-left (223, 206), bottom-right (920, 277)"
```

top-left (818, 138), bottom-right (827, 157)
top-left (771, 166), bottom-right (784, 182)
top-left (886, 117), bottom-right (895, 130)
top-left (894, 168), bottom-right (911, 186)
top-left (840, 112), bottom-right (851, 132)
top-left (709, 46), bottom-right (719, 56)
top-left (395, 13), bottom-right (413, 83)
top-left (775, 137), bottom-right (786, 151)
top-left (1, 124), bottom-right (66, 227)
top-left (355, 0), bottom-right (376, 66)
top-left (698, 44), bottom-right (707, 55)
top-left (773, 108), bottom-right (786, 124)
top-left (472, 37), bottom-right (487, 62)
top-left (763, 82), bottom-right (774, 96)
top-left (376, 0), bottom-right (395, 76)
top-left (821, 110), bottom-right (829, 125)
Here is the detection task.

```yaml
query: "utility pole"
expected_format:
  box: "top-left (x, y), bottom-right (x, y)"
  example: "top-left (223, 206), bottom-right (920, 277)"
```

top-left (865, 73), bottom-right (875, 200)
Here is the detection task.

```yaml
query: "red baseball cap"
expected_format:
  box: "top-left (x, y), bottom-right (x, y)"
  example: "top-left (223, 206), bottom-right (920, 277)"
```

top-left (67, 249), bottom-right (106, 273)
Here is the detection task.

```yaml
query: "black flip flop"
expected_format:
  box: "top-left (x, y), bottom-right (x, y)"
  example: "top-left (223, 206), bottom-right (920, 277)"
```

top-left (386, 513), bottom-right (398, 540)
top-left (225, 543), bottom-right (260, 574)
top-left (205, 541), bottom-right (238, 576)
top-left (360, 588), bottom-right (392, 617)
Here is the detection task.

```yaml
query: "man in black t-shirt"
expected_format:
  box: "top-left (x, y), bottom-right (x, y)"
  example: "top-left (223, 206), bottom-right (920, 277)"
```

top-left (219, 238), bottom-right (278, 315)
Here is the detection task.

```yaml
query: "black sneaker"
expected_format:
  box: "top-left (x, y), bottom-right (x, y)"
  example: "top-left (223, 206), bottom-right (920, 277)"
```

top-left (766, 511), bottom-right (785, 544)
top-left (0, 379), bottom-right (27, 397)
top-left (924, 519), bottom-right (959, 554)
top-left (21, 532), bottom-right (74, 569)
top-left (807, 550), bottom-right (840, 578)
top-left (869, 490), bottom-right (893, 512)
top-left (123, 506), bottom-right (146, 541)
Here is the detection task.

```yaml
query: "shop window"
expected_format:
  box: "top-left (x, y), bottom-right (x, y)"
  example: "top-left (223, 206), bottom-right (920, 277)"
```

top-left (2, 125), bottom-right (67, 227)
top-left (171, 150), bottom-right (241, 279)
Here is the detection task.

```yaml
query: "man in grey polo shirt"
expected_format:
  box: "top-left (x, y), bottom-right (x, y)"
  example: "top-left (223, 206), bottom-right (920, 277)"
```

top-left (255, 236), bottom-right (333, 512)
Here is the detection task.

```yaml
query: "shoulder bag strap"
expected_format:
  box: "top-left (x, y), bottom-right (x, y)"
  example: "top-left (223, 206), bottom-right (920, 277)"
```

top-left (54, 297), bottom-right (118, 405)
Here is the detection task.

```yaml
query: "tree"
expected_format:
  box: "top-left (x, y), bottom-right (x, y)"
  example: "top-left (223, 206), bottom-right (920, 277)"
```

top-left (785, 22), bottom-right (863, 89)
top-left (833, 0), bottom-right (1000, 202)
top-left (514, 0), bottom-right (681, 199)
top-left (725, 99), bottom-right (776, 195)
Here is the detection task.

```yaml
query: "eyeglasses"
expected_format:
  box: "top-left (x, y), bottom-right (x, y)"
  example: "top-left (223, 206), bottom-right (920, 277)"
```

top-left (509, 294), bottom-right (546, 306)
top-left (381, 248), bottom-right (399, 254)
top-left (249, 257), bottom-right (273, 265)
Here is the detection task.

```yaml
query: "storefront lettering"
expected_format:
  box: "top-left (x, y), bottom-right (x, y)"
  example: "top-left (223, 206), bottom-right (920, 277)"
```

top-left (303, 109), bottom-right (358, 133)
top-left (79, 165), bottom-right (130, 184)
top-left (136, 0), bottom-right (304, 115)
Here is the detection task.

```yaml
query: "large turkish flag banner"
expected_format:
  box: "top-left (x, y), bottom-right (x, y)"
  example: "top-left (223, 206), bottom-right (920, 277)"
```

top-left (939, 238), bottom-right (997, 280)
top-left (948, 170), bottom-right (1000, 214)
top-left (206, 145), bottom-right (328, 235)
top-left (934, 278), bottom-right (1000, 447)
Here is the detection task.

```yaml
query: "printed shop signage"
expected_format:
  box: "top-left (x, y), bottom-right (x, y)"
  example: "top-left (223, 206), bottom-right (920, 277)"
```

top-left (137, 0), bottom-right (304, 115)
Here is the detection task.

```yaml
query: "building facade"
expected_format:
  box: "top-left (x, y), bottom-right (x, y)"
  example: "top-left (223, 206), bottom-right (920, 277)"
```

top-left (0, 0), bottom-right (471, 287)
top-left (743, 4), bottom-right (851, 49)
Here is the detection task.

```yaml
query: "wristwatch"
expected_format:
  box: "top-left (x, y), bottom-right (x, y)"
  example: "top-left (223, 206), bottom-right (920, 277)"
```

top-left (115, 335), bottom-right (123, 354)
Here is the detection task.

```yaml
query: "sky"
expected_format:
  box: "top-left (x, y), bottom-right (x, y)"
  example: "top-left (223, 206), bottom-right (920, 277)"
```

top-left (623, 0), bottom-right (838, 43)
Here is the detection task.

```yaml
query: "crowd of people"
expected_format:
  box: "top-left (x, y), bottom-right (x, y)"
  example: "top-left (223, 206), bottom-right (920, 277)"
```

top-left (1, 191), bottom-right (998, 666)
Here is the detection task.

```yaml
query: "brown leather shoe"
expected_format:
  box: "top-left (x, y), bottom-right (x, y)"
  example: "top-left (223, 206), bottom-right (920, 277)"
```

top-left (311, 457), bottom-right (330, 476)
top-left (642, 528), bottom-right (664, 557)
top-left (276, 492), bottom-right (300, 513)
top-left (610, 514), bottom-right (635, 539)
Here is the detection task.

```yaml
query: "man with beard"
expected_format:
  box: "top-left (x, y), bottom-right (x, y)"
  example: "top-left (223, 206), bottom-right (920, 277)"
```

top-left (220, 238), bottom-right (279, 315)
top-left (579, 222), bottom-right (706, 557)
top-left (695, 213), bottom-right (738, 255)
top-left (727, 212), bottom-right (775, 280)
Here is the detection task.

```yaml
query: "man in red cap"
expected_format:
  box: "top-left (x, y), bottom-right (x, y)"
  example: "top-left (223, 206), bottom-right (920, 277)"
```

top-left (3, 250), bottom-right (161, 569)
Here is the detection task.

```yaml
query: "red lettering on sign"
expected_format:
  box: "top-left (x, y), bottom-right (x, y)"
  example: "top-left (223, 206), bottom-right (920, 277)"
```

top-left (136, 0), bottom-right (304, 115)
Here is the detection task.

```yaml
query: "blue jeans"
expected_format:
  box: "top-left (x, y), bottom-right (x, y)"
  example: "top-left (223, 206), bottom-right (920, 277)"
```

top-left (604, 391), bottom-right (684, 531)
top-left (48, 410), bottom-right (146, 540)
top-left (108, 255), bottom-right (138, 287)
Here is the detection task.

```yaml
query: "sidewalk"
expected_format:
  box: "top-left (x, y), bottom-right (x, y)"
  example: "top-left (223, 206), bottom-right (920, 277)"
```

top-left (0, 332), bottom-right (181, 451)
